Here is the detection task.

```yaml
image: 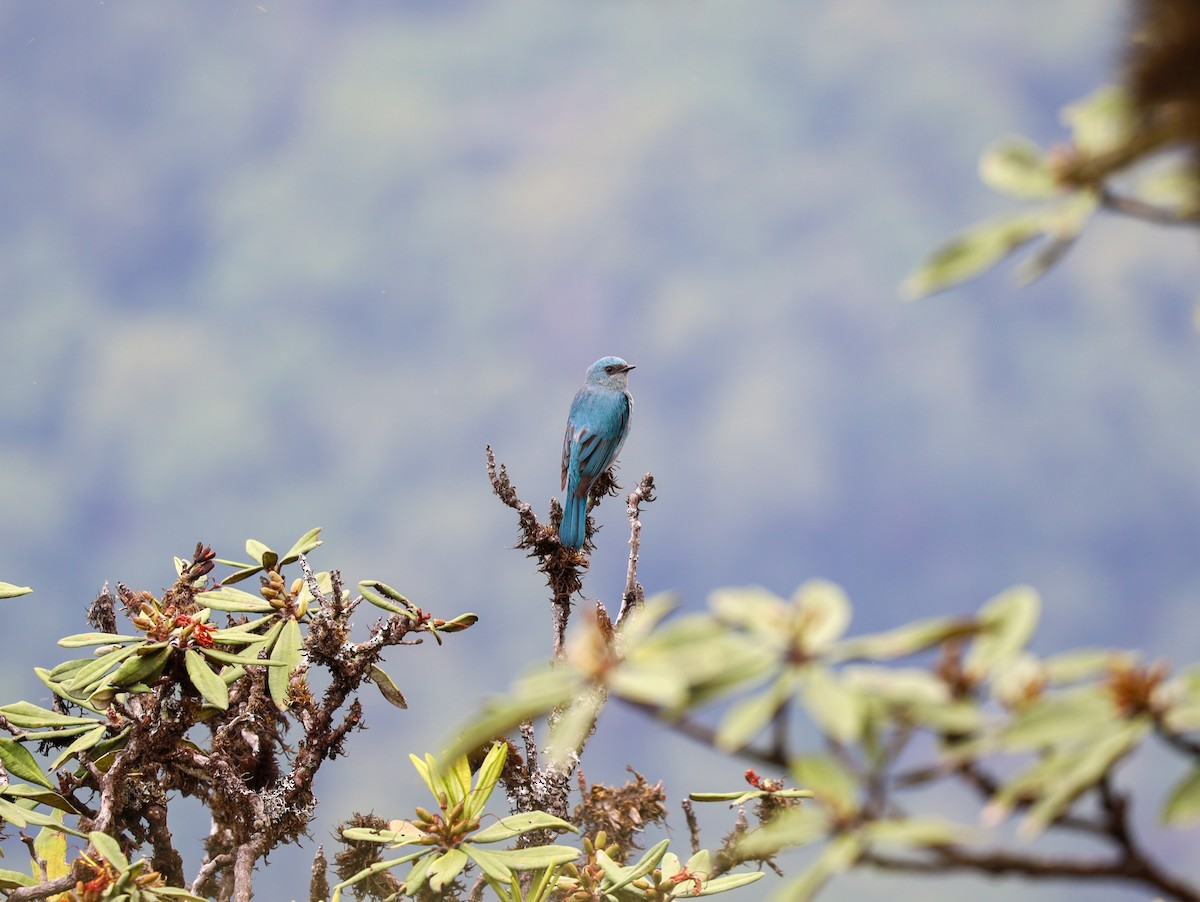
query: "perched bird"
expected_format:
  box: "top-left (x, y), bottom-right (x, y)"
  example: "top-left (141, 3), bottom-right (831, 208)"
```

top-left (559, 357), bottom-right (635, 550)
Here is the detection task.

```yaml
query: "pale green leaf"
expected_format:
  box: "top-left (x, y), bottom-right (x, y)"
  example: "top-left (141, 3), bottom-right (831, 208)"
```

top-left (790, 755), bottom-right (858, 817)
top-left (194, 587), bottom-right (275, 613)
top-left (281, 527), bottom-right (323, 564)
top-left (427, 848), bottom-right (469, 891)
top-left (1162, 766), bottom-right (1200, 826)
top-left (979, 136), bottom-right (1061, 199)
top-left (802, 666), bottom-right (865, 743)
top-left (716, 673), bottom-right (797, 752)
top-left (369, 664), bottom-right (408, 709)
top-left (268, 618), bottom-right (303, 710)
top-left (1061, 84), bottom-right (1135, 156)
top-left (57, 633), bottom-right (145, 648)
top-left (0, 702), bottom-right (101, 729)
top-left (0, 583), bottom-right (32, 599)
top-left (792, 580), bottom-right (852, 652)
top-left (963, 586), bottom-right (1040, 681)
top-left (184, 649), bottom-right (229, 711)
top-left (90, 830), bottom-right (129, 870)
top-left (735, 806), bottom-right (831, 858)
top-left (471, 812), bottom-right (576, 844)
top-left (901, 211), bottom-right (1048, 300)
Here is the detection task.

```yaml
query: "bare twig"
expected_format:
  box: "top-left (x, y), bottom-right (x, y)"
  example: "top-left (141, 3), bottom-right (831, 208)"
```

top-left (618, 474), bottom-right (656, 626)
top-left (1100, 188), bottom-right (1200, 226)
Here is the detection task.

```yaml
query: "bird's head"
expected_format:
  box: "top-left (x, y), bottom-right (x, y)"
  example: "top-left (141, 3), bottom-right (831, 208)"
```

top-left (586, 356), bottom-right (635, 390)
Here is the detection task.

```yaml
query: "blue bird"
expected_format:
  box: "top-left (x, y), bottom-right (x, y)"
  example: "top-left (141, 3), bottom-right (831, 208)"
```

top-left (559, 357), bottom-right (635, 550)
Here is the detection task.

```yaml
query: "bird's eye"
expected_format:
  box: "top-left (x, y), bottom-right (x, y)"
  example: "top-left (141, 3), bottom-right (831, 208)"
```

top-left (604, 366), bottom-right (616, 373)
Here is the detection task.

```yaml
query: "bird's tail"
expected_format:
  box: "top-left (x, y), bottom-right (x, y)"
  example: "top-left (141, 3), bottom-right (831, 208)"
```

top-left (560, 493), bottom-right (586, 549)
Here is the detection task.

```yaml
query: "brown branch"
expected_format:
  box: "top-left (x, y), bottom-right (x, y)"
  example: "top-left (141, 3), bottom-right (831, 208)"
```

top-left (861, 843), bottom-right (1200, 902)
top-left (618, 474), bottom-right (655, 626)
top-left (6, 874), bottom-right (77, 902)
top-left (1100, 188), bottom-right (1200, 226)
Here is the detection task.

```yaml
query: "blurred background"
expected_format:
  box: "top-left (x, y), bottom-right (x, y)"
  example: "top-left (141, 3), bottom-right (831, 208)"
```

top-left (2, 2), bottom-right (1198, 899)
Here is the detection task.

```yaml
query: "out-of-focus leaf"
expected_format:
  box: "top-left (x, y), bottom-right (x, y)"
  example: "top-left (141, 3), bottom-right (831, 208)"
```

top-left (471, 812), bottom-right (577, 844)
top-left (608, 661), bottom-right (689, 710)
top-left (194, 587), bottom-right (275, 614)
top-left (865, 816), bottom-right (979, 848)
top-left (1002, 688), bottom-right (1114, 750)
top-left (841, 666), bottom-right (948, 706)
top-left (0, 583), bottom-right (32, 599)
top-left (980, 136), bottom-right (1061, 199)
top-left (441, 665), bottom-right (582, 765)
top-left (1015, 191), bottom-right (1098, 286)
top-left (1061, 84), bottom-right (1135, 157)
top-left (0, 738), bottom-right (53, 789)
top-left (790, 755), bottom-right (858, 818)
top-left (830, 616), bottom-right (973, 662)
top-left (547, 689), bottom-right (605, 766)
top-left (802, 666), bottom-right (865, 744)
top-left (184, 650), bottom-right (229, 711)
top-left (1043, 648), bottom-right (1135, 684)
top-left (773, 832), bottom-right (864, 902)
top-left (735, 806), bottom-right (831, 858)
top-left (709, 586), bottom-right (790, 644)
top-left (1162, 766), bottom-right (1200, 826)
top-left (963, 586), bottom-right (1040, 681)
top-left (369, 665), bottom-right (408, 709)
top-left (1135, 163), bottom-right (1200, 215)
top-left (1019, 718), bottom-right (1149, 837)
top-left (268, 618), bottom-right (304, 710)
top-left (716, 672), bottom-right (798, 752)
top-left (901, 211), bottom-right (1048, 300)
top-left (792, 580), bottom-right (851, 653)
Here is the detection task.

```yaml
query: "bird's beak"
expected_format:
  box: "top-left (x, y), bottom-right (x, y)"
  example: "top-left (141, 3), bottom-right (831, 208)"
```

top-left (621, 364), bottom-right (635, 372)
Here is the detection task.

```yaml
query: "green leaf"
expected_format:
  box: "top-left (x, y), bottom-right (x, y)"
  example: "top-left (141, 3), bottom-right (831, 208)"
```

top-left (471, 812), bottom-right (576, 844)
top-left (790, 755), bottom-right (858, 817)
top-left (107, 645), bottom-right (172, 688)
top-left (90, 830), bottom-right (129, 870)
top-left (979, 136), bottom-right (1061, 200)
top-left (358, 581), bottom-right (418, 617)
top-left (464, 743), bottom-right (508, 822)
top-left (427, 848), bottom-right (469, 892)
top-left (0, 701), bottom-right (101, 729)
top-left (1162, 766), bottom-right (1200, 826)
top-left (268, 618), bottom-right (303, 710)
top-left (598, 839), bottom-right (668, 893)
top-left (476, 843), bottom-right (582, 871)
top-left (0, 869), bottom-right (35, 890)
top-left (58, 633), bottom-right (145, 648)
top-left (0, 582), bottom-right (32, 599)
top-left (1042, 648), bottom-right (1134, 684)
top-left (901, 211), bottom-right (1048, 300)
top-left (50, 725), bottom-right (108, 770)
top-left (0, 738), bottom-right (53, 789)
top-left (547, 689), bottom-right (605, 766)
top-left (792, 580), bottom-right (852, 652)
top-left (198, 646), bottom-right (284, 667)
top-left (155, 888), bottom-right (212, 900)
top-left (62, 645), bottom-right (142, 694)
top-left (184, 649), bottom-right (229, 711)
top-left (0, 796), bottom-right (28, 827)
top-left (1, 785), bottom-right (79, 815)
top-left (281, 527), bottom-right (323, 564)
top-left (459, 842), bottom-right (514, 884)
top-left (694, 871), bottom-right (766, 895)
top-left (963, 586), bottom-right (1040, 681)
top-left (369, 665), bottom-right (408, 709)
top-left (194, 587), bottom-right (275, 613)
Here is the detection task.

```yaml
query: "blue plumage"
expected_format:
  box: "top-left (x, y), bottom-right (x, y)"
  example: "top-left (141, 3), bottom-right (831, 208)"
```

top-left (559, 357), bottom-right (635, 549)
